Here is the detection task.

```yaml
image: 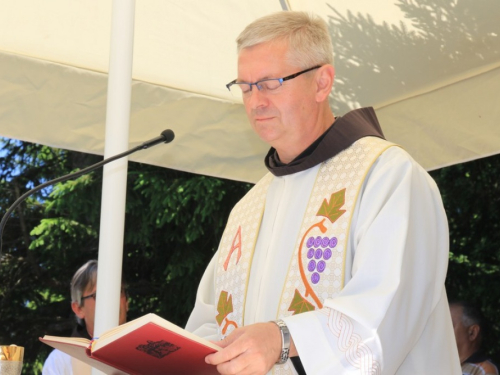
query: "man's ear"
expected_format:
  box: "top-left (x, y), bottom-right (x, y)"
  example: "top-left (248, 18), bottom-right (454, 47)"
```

top-left (315, 64), bottom-right (335, 102)
top-left (468, 324), bottom-right (480, 342)
top-left (71, 301), bottom-right (85, 320)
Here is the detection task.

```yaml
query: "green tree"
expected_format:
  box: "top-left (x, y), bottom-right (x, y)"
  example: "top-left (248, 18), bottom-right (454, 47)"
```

top-left (2, 138), bottom-right (499, 372)
top-left (0, 139), bottom-right (251, 373)
top-left (0, 139), bottom-right (103, 373)
top-left (430, 154), bottom-right (500, 364)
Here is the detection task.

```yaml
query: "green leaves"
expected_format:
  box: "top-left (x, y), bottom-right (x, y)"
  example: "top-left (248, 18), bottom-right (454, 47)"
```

top-left (29, 218), bottom-right (97, 251)
top-left (0, 137), bottom-right (251, 373)
top-left (430, 153), bottom-right (500, 362)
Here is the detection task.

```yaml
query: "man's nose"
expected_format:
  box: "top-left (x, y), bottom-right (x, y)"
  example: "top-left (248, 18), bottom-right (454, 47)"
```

top-left (245, 87), bottom-right (268, 108)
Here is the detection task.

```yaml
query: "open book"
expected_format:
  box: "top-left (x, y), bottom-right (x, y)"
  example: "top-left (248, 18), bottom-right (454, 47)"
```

top-left (40, 313), bottom-right (220, 375)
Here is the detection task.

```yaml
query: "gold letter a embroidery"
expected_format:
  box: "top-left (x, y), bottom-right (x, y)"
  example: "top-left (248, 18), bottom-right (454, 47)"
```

top-left (223, 226), bottom-right (242, 271)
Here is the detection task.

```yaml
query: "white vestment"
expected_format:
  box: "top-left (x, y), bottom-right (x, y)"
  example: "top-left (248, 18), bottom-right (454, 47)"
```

top-left (43, 349), bottom-right (92, 375)
top-left (42, 349), bottom-right (71, 375)
top-left (186, 146), bottom-right (461, 374)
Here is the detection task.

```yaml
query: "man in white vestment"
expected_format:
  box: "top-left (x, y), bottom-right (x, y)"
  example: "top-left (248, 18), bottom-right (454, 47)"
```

top-left (186, 11), bottom-right (461, 375)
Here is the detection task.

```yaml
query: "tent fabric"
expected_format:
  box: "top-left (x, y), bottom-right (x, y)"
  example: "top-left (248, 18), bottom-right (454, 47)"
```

top-left (0, 51), bottom-right (267, 182)
top-left (1, 0), bottom-right (499, 183)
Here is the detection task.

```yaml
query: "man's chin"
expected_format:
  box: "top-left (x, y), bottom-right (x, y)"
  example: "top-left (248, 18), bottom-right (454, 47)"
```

top-left (257, 133), bottom-right (281, 147)
top-left (250, 120), bottom-right (281, 142)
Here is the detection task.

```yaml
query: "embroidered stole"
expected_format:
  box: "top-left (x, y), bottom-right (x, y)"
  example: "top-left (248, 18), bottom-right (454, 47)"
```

top-left (214, 137), bottom-right (395, 347)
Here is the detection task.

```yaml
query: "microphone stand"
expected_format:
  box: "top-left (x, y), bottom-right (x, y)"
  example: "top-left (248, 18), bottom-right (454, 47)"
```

top-left (0, 129), bottom-right (175, 257)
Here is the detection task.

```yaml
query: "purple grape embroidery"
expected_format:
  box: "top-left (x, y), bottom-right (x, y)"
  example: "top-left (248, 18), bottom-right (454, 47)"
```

top-left (321, 237), bottom-right (330, 247)
top-left (329, 237), bottom-right (338, 248)
top-left (305, 236), bottom-right (337, 284)
top-left (307, 248), bottom-right (315, 259)
top-left (308, 260), bottom-right (316, 272)
top-left (314, 236), bottom-right (322, 247)
top-left (307, 237), bottom-right (315, 248)
top-left (323, 248), bottom-right (332, 260)
top-left (317, 260), bottom-right (326, 273)
top-left (314, 248), bottom-right (323, 259)
top-left (297, 189), bottom-right (347, 310)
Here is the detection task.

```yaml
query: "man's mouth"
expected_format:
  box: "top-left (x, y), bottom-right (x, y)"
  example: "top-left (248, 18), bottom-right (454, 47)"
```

top-left (255, 116), bottom-right (274, 122)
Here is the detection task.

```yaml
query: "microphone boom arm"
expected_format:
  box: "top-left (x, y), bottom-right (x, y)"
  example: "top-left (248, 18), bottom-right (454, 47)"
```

top-left (0, 129), bottom-right (175, 257)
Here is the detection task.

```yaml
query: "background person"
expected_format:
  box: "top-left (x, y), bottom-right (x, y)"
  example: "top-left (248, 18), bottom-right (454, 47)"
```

top-left (186, 10), bottom-right (461, 375)
top-left (450, 301), bottom-right (499, 375)
top-left (42, 260), bottom-right (128, 375)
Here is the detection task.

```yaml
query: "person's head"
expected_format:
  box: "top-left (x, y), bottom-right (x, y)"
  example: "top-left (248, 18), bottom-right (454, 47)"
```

top-left (449, 301), bottom-right (484, 362)
top-left (70, 260), bottom-right (128, 337)
top-left (236, 11), bottom-right (334, 68)
top-left (229, 11), bottom-right (336, 163)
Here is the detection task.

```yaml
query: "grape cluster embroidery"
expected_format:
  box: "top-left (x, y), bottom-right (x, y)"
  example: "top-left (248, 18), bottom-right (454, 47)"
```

top-left (306, 236), bottom-right (337, 284)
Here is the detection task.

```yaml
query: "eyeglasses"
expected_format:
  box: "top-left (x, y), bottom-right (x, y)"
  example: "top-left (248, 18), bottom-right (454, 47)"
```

top-left (81, 291), bottom-right (97, 303)
top-left (226, 65), bottom-right (322, 97)
top-left (81, 287), bottom-right (127, 304)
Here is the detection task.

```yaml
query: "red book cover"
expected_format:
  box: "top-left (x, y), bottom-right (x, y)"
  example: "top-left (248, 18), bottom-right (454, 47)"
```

top-left (41, 313), bottom-right (220, 375)
top-left (91, 322), bottom-right (218, 375)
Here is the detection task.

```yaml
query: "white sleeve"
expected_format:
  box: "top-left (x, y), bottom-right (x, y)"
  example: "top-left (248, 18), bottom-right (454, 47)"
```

top-left (184, 253), bottom-right (219, 341)
top-left (42, 349), bottom-right (72, 375)
top-left (283, 147), bottom-right (456, 374)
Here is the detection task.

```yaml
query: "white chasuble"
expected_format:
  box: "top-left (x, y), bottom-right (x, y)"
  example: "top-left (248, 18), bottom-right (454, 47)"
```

top-left (214, 137), bottom-right (393, 372)
top-left (187, 134), bottom-right (461, 374)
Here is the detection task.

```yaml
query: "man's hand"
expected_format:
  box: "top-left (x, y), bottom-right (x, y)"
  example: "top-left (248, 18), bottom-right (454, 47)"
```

top-left (205, 322), bottom-right (282, 375)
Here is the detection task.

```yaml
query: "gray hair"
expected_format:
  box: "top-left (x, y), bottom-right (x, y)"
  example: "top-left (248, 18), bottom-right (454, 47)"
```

top-left (70, 260), bottom-right (97, 306)
top-left (236, 11), bottom-right (334, 68)
top-left (450, 300), bottom-right (485, 343)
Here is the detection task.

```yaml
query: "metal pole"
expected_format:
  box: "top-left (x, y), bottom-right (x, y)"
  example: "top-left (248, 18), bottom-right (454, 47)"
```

top-left (92, 0), bottom-right (135, 374)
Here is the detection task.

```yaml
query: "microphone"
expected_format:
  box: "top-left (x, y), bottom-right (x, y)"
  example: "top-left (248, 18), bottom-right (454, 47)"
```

top-left (140, 129), bottom-right (175, 149)
top-left (0, 129), bottom-right (175, 257)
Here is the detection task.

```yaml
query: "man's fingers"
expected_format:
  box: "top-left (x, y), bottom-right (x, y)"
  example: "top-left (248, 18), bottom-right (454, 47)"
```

top-left (206, 338), bottom-right (243, 365)
top-left (216, 359), bottom-right (249, 375)
top-left (205, 323), bottom-right (281, 374)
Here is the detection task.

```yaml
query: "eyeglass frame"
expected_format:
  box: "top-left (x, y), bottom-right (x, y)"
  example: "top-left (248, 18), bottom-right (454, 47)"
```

top-left (81, 286), bottom-right (128, 304)
top-left (226, 65), bottom-right (322, 95)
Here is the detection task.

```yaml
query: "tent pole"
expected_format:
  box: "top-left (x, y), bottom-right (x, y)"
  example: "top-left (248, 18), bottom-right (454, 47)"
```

top-left (279, 0), bottom-right (290, 11)
top-left (92, 0), bottom-right (135, 374)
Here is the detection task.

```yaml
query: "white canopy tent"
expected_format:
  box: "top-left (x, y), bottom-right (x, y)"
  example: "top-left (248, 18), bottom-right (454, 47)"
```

top-left (1, 0), bottom-right (499, 183)
top-left (1, 2), bottom-right (499, 372)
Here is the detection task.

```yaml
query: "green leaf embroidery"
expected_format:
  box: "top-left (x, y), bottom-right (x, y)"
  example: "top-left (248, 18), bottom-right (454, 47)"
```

top-left (216, 291), bottom-right (234, 326)
top-left (317, 188), bottom-right (346, 224)
top-left (288, 289), bottom-right (316, 315)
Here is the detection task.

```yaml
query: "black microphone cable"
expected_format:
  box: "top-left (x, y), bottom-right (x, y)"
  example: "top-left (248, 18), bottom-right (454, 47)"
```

top-left (0, 129), bottom-right (175, 257)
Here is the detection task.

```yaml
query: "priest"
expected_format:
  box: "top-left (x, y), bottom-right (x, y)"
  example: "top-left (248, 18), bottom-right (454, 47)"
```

top-left (186, 11), bottom-right (461, 375)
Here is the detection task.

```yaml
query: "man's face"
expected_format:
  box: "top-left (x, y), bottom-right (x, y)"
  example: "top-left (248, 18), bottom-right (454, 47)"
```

top-left (72, 284), bottom-right (129, 337)
top-left (450, 304), bottom-right (470, 359)
top-left (237, 41), bottom-right (319, 161)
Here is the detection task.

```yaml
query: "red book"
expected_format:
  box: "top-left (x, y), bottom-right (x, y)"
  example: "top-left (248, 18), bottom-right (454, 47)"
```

top-left (40, 313), bottom-right (220, 375)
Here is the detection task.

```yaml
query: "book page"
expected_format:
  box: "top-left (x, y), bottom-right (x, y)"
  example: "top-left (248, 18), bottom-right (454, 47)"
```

top-left (40, 338), bottom-right (128, 375)
top-left (40, 336), bottom-right (89, 347)
top-left (71, 357), bottom-right (92, 375)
